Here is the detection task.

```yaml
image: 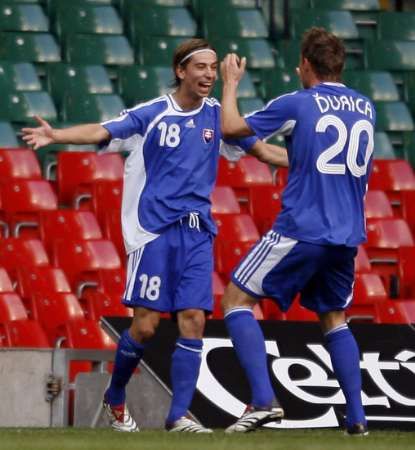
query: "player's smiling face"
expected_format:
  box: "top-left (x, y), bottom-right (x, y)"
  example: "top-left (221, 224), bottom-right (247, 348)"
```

top-left (177, 51), bottom-right (218, 99)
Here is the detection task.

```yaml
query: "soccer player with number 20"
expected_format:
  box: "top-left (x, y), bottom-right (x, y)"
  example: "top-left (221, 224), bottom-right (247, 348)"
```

top-left (220, 27), bottom-right (374, 435)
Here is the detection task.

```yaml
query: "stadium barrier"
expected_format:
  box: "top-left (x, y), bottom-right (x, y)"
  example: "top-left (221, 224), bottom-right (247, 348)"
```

top-left (0, 348), bottom-right (172, 428)
top-left (103, 318), bottom-right (415, 431)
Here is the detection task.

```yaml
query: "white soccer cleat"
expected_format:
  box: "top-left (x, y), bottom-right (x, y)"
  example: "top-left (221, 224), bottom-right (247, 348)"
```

top-left (225, 402), bottom-right (284, 433)
top-left (166, 416), bottom-right (213, 433)
top-left (103, 400), bottom-right (139, 432)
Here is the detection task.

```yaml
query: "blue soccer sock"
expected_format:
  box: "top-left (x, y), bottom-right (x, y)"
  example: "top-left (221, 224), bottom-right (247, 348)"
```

top-left (325, 324), bottom-right (366, 427)
top-left (166, 338), bottom-right (203, 424)
top-left (224, 307), bottom-right (275, 408)
top-left (105, 329), bottom-right (145, 406)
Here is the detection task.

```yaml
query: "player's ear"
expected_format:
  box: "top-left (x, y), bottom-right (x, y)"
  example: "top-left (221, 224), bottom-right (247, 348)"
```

top-left (302, 57), bottom-right (312, 72)
top-left (176, 65), bottom-right (186, 82)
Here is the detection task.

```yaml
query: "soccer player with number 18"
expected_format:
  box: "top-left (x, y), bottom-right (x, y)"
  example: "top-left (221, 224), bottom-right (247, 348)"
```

top-left (220, 27), bottom-right (375, 435)
top-left (21, 38), bottom-right (288, 433)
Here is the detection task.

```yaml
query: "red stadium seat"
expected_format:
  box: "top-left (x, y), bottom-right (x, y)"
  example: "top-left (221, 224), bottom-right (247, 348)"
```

top-left (96, 268), bottom-right (126, 295)
top-left (39, 210), bottom-right (103, 254)
top-left (0, 293), bottom-right (28, 322)
top-left (99, 209), bottom-right (125, 260)
top-left (0, 238), bottom-right (50, 280)
top-left (28, 292), bottom-right (84, 342)
top-left (216, 156), bottom-right (273, 212)
top-left (52, 239), bottom-right (122, 293)
top-left (398, 190), bottom-right (415, 235)
top-left (365, 218), bottom-right (414, 296)
top-left (261, 298), bottom-right (285, 321)
top-left (55, 319), bottom-right (116, 350)
top-left (2, 319), bottom-right (50, 347)
top-left (364, 190), bottom-right (393, 219)
top-left (77, 267), bottom-right (126, 299)
top-left (90, 179), bottom-right (123, 223)
top-left (0, 267), bottom-right (14, 292)
top-left (366, 217), bottom-right (415, 250)
top-left (274, 167), bottom-right (288, 188)
top-left (0, 148), bottom-right (42, 180)
top-left (0, 193), bottom-right (9, 238)
top-left (211, 186), bottom-right (241, 215)
top-left (217, 156), bottom-right (273, 187)
top-left (211, 271), bottom-right (225, 319)
top-left (247, 185), bottom-right (282, 234)
top-left (57, 152), bottom-right (124, 206)
top-left (353, 273), bottom-right (388, 305)
top-left (369, 160), bottom-right (415, 218)
top-left (16, 266), bottom-right (72, 300)
top-left (0, 180), bottom-right (58, 237)
top-left (285, 300), bottom-right (318, 322)
top-left (398, 246), bottom-right (415, 298)
top-left (80, 290), bottom-right (131, 321)
top-left (346, 304), bottom-right (378, 323)
top-left (375, 300), bottom-right (415, 324)
top-left (369, 159), bottom-right (415, 192)
top-left (355, 246), bottom-right (372, 274)
top-left (346, 274), bottom-right (387, 323)
top-left (0, 324), bottom-right (7, 347)
top-left (214, 214), bottom-right (259, 278)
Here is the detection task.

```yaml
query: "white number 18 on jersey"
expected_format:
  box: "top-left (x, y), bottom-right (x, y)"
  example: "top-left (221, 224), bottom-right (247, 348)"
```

top-left (158, 122), bottom-right (181, 148)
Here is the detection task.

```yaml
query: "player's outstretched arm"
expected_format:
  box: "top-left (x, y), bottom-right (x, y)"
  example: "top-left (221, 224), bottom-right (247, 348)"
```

top-left (21, 116), bottom-right (110, 150)
top-left (250, 140), bottom-right (289, 167)
top-left (220, 53), bottom-right (253, 139)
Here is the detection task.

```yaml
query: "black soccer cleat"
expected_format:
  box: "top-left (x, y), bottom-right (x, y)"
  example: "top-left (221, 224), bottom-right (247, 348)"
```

top-left (334, 408), bottom-right (369, 436)
top-left (225, 400), bottom-right (284, 433)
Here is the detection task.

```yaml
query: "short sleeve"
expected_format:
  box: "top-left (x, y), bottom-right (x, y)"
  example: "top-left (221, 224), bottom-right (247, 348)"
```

top-left (101, 110), bottom-right (146, 140)
top-left (245, 92), bottom-right (299, 139)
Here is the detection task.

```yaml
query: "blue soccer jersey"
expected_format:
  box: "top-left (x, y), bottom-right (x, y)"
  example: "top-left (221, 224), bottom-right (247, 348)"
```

top-left (245, 82), bottom-right (376, 247)
top-left (102, 94), bottom-right (257, 254)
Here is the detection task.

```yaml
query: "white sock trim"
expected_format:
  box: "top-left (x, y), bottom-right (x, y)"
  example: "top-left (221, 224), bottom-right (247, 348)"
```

top-left (176, 343), bottom-right (203, 353)
top-left (224, 307), bottom-right (254, 319)
top-left (325, 323), bottom-right (349, 337)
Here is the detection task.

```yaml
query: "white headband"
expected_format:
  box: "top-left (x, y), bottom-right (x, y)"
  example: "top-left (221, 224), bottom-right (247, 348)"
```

top-left (179, 48), bottom-right (217, 65)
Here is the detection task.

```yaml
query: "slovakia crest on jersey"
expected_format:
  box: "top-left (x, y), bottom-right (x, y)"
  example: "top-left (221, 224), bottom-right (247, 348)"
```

top-left (203, 128), bottom-right (214, 144)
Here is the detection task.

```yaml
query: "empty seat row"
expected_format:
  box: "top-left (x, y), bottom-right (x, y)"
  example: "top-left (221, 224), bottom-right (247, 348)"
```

top-left (0, 317), bottom-right (115, 350)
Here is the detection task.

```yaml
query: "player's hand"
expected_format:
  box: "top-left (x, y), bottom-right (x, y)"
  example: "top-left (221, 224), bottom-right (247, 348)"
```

top-left (21, 115), bottom-right (56, 150)
top-left (220, 53), bottom-right (247, 85)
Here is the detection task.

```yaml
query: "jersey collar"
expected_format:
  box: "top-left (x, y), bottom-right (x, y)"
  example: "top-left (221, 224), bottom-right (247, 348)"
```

top-left (167, 94), bottom-right (207, 115)
top-left (321, 81), bottom-right (346, 87)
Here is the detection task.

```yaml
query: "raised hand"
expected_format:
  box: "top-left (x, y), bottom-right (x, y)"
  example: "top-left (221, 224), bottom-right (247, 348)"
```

top-left (220, 53), bottom-right (247, 85)
top-left (21, 115), bottom-right (56, 150)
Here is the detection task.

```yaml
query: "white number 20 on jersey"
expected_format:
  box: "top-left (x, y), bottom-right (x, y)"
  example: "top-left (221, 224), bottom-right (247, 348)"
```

top-left (316, 115), bottom-right (374, 177)
top-left (158, 122), bottom-right (181, 148)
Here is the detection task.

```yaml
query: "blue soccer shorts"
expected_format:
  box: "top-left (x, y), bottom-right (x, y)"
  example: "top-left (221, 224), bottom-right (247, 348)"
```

top-left (122, 218), bottom-right (213, 313)
top-left (231, 231), bottom-right (357, 314)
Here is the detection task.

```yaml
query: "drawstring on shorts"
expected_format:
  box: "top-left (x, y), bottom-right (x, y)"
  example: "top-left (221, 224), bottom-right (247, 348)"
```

top-left (188, 212), bottom-right (200, 231)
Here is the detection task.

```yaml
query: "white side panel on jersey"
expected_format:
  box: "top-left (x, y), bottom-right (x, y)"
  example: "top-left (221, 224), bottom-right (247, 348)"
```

top-left (234, 232), bottom-right (298, 296)
top-left (122, 133), bottom-right (160, 254)
top-left (98, 135), bottom-right (136, 154)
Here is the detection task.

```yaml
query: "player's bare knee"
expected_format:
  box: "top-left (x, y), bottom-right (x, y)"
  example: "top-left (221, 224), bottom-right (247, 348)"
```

top-left (222, 282), bottom-right (255, 312)
top-left (177, 309), bottom-right (206, 339)
top-left (319, 310), bottom-right (346, 334)
top-left (129, 308), bottom-right (160, 343)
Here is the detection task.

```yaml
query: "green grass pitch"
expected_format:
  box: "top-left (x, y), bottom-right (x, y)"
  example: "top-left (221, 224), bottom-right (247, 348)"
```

top-left (1, 429), bottom-right (414, 450)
